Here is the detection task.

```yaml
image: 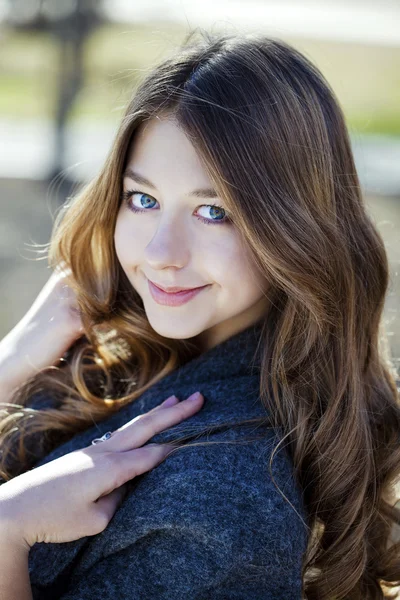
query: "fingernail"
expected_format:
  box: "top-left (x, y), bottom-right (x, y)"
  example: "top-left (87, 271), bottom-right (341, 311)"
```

top-left (162, 395), bottom-right (179, 407)
top-left (186, 391), bottom-right (202, 402)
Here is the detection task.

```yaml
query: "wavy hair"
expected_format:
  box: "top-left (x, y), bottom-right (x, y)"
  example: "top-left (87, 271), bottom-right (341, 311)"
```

top-left (1, 29), bottom-right (400, 599)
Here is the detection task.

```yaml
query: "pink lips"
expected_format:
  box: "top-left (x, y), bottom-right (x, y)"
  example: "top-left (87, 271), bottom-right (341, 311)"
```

top-left (148, 279), bottom-right (209, 306)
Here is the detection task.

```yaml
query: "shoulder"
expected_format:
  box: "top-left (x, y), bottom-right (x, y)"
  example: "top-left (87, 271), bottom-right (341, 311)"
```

top-left (30, 423), bottom-right (309, 599)
top-left (142, 426), bottom-right (309, 555)
top-left (105, 425), bottom-right (309, 577)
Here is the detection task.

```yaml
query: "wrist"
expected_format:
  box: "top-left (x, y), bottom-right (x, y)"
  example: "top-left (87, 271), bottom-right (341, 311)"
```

top-left (0, 318), bottom-right (79, 401)
top-left (0, 521), bottom-right (32, 600)
top-left (0, 529), bottom-right (31, 555)
top-left (0, 489), bottom-right (31, 553)
top-left (0, 514), bottom-right (30, 555)
top-left (0, 342), bottom-right (36, 402)
top-left (0, 354), bottom-right (27, 403)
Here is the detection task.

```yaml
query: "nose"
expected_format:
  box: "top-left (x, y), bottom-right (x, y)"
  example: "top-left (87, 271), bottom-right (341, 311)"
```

top-left (144, 216), bottom-right (190, 270)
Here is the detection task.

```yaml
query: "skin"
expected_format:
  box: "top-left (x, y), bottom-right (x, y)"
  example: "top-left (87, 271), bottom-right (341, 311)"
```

top-left (0, 392), bottom-right (205, 600)
top-left (114, 115), bottom-right (269, 352)
top-left (0, 265), bottom-right (85, 405)
top-left (0, 115), bottom-right (270, 598)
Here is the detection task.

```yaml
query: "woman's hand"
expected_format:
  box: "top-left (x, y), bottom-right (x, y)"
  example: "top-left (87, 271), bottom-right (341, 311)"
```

top-left (0, 391), bottom-right (204, 551)
top-left (0, 263), bottom-right (86, 403)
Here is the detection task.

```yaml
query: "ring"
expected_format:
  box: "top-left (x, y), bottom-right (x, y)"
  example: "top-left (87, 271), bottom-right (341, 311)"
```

top-left (91, 431), bottom-right (113, 445)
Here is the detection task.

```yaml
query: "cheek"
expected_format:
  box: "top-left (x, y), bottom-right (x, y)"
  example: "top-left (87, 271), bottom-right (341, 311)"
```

top-left (114, 213), bottom-right (144, 266)
top-left (114, 217), bottom-right (128, 265)
top-left (205, 235), bottom-right (263, 299)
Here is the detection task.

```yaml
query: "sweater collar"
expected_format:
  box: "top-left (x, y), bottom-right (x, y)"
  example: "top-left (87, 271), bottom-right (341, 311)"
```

top-left (163, 318), bottom-right (264, 387)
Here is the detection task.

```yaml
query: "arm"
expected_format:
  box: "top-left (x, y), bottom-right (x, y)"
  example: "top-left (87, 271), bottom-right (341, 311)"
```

top-left (0, 537), bottom-right (33, 600)
top-left (56, 529), bottom-right (283, 600)
top-left (46, 437), bottom-right (307, 600)
top-left (0, 267), bottom-right (85, 405)
top-left (55, 506), bottom-right (305, 600)
top-left (0, 335), bottom-right (29, 404)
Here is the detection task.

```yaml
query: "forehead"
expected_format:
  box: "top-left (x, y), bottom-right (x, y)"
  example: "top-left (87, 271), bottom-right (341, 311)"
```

top-left (124, 117), bottom-right (212, 186)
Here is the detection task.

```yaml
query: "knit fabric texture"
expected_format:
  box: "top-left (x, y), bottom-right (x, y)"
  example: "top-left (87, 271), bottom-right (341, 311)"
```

top-left (25, 320), bottom-right (309, 599)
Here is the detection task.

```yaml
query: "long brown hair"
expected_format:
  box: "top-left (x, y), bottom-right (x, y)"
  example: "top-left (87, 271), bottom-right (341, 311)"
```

top-left (1, 29), bottom-right (400, 599)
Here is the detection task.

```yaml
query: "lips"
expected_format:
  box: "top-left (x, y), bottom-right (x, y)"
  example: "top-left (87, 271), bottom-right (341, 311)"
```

top-left (147, 278), bottom-right (210, 307)
top-left (150, 281), bottom-right (203, 293)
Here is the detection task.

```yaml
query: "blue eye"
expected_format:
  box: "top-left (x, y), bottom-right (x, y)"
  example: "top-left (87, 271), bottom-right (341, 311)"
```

top-left (120, 190), bottom-right (231, 226)
top-left (127, 191), bottom-right (157, 211)
top-left (197, 204), bottom-right (226, 223)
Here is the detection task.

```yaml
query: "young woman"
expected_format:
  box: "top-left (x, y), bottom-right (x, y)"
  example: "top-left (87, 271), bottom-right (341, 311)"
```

top-left (0, 29), bottom-right (399, 599)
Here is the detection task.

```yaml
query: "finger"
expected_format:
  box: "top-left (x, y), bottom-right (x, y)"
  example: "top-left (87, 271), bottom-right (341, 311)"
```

top-left (117, 395), bottom-right (180, 428)
top-left (152, 395), bottom-right (180, 410)
top-left (108, 443), bottom-right (178, 491)
top-left (97, 395), bottom-right (180, 442)
top-left (92, 484), bottom-right (129, 531)
top-left (89, 396), bottom-right (180, 450)
top-left (103, 392), bottom-right (204, 452)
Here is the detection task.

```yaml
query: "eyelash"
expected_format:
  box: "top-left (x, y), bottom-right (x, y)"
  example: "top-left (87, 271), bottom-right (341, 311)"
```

top-left (120, 189), bottom-right (231, 226)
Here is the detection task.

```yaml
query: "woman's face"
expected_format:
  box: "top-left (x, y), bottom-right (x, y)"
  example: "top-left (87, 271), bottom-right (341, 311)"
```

top-left (114, 116), bottom-right (269, 351)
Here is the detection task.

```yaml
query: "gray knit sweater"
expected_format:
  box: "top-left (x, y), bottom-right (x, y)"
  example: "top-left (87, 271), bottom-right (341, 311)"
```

top-left (26, 321), bottom-right (309, 599)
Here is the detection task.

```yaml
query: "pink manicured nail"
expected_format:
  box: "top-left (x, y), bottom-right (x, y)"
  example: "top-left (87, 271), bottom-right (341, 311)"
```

top-left (186, 391), bottom-right (202, 402)
top-left (162, 395), bottom-right (179, 407)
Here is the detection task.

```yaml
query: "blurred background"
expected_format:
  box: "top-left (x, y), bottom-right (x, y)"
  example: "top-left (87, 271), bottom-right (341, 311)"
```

top-left (0, 0), bottom-right (399, 377)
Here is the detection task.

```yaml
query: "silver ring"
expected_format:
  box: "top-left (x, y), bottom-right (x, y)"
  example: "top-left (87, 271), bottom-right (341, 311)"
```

top-left (91, 431), bottom-right (113, 445)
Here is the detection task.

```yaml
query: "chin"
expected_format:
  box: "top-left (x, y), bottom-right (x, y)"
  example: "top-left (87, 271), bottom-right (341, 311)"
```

top-left (146, 316), bottom-right (204, 340)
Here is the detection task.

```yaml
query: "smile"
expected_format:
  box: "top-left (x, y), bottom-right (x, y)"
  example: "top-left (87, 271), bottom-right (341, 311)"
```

top-left (147, 279), bottom-right (210, 307)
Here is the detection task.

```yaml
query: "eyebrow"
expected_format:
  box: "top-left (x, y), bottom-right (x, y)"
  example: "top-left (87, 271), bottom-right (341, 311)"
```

top-left (122, 167), bottom-right (219, 199)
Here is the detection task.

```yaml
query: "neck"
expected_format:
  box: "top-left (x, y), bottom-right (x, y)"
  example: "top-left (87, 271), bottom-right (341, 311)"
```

top-left (192, 297), bottom-right (269, 353)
